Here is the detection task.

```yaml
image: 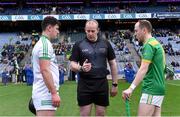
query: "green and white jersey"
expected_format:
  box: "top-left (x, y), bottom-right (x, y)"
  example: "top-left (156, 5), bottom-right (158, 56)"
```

top-left (32, 35), bottom-right (59, 98)
top-left (141, 37), bottom-right (165, 95)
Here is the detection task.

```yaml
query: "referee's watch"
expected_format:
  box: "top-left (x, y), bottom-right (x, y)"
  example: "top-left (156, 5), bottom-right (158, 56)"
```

top-left (112, 83), bottom-right (118, 87)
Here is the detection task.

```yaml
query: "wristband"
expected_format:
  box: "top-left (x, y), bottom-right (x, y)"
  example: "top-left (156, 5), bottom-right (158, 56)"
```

top-left (130, 83), bottom-right (136, 91)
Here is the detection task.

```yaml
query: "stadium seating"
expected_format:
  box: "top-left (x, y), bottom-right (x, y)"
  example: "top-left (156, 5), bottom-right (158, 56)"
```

top-left (1, 4), bottom-right (180, 15)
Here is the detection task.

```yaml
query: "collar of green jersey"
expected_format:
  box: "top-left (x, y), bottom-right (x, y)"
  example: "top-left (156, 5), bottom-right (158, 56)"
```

top-left (144, 37), bottom-right (155, 45)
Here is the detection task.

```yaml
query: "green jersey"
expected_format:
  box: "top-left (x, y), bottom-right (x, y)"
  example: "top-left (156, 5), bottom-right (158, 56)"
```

top-left (141, 37), bottom-right (165, 95)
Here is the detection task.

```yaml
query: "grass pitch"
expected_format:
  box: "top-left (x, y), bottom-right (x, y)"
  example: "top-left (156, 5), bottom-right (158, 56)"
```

top-left (0, 80), bottom-right (180, 116)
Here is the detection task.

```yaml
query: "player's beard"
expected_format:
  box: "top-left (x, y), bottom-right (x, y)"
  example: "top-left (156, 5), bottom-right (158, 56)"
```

top-left (137, 37), bottom-right (144, 46)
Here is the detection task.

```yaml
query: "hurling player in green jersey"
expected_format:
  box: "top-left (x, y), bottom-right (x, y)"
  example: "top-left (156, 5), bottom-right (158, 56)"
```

top-left (122, 20), bottom-right (166, 116)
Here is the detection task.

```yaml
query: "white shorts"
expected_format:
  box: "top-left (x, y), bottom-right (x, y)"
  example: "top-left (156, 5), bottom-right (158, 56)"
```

top-left (140, 93), bottom-right (164, 107)
top-left (33, 94), bottom-right (57, 111)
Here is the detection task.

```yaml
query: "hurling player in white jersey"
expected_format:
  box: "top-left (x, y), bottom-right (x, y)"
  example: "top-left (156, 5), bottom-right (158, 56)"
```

top-left (31, 16), bottom-right (60, 116)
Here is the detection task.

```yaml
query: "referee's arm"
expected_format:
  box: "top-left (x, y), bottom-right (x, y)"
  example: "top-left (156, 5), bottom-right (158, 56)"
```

top-left (109, 59), bottom-right (118, 84)
top-left (70, 61), bottom-right (81, 72)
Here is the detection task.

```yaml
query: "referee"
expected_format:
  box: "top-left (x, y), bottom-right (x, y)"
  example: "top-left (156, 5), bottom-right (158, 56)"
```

top-left (70, 19), bottom-right (118, 116)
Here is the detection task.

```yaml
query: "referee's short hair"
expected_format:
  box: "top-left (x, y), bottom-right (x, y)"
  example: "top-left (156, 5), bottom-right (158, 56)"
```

top-left (85, 19), bottom-right (99, 29)
top-left (41, 16), bottom-right (60, 31)
top-left (138, 20), bottom-right (152, 33)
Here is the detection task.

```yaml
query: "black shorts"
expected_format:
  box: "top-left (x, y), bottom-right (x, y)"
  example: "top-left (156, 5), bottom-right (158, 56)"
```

top-left (77, 77), bottom-right (109, 107)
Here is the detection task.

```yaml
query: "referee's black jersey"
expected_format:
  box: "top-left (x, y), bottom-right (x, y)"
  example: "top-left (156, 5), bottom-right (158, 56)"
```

top-left (70, 37), bottom-right (116, 79)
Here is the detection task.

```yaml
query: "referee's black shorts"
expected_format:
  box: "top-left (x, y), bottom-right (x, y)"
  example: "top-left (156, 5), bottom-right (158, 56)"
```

top-left (77, 77), bottom-right (109, 107)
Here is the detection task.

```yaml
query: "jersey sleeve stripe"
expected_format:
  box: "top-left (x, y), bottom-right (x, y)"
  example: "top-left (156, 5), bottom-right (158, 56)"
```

top-left (142, 59), bottom-right (152, 63)
top-left (41, 37), bottom-right (49, 58)
top-left (39, 57), bottom-right (51, 60)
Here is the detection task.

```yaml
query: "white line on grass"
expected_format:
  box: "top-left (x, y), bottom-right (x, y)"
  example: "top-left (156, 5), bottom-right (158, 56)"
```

top-left (166, 82), bottom-right (180, 86)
